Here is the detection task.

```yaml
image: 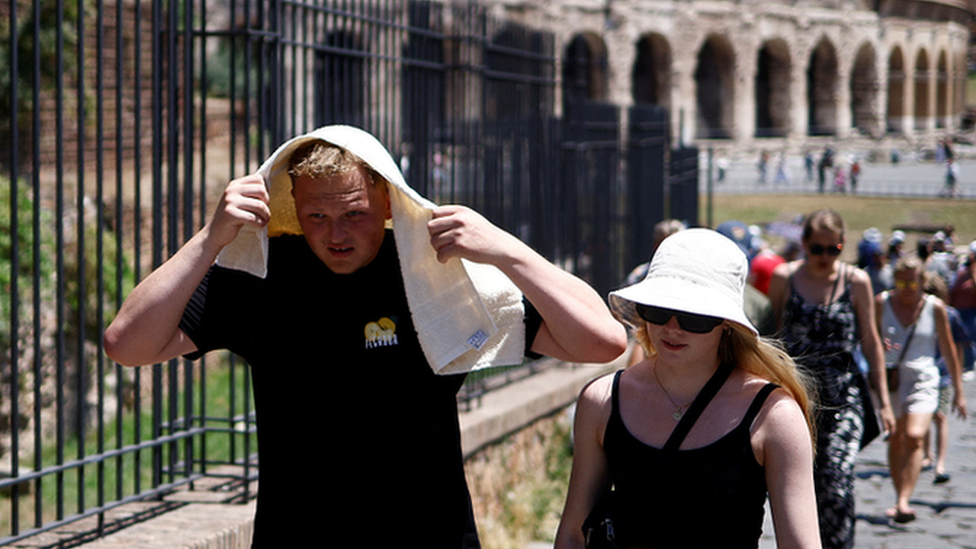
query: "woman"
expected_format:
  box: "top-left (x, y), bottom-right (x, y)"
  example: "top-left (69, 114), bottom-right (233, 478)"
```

top-left (555, 229), bottom-right (821, 549)
top-left (877, 256), bottom-right (967, 523)
top-left (767, 209), bottom-right (895, 549)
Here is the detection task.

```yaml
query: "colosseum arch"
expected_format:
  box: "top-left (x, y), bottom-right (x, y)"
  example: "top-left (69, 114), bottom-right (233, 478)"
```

top-left (936, 49), bottom-right (949, 128)
top-left (850, 42), bottom-right (879, 137)
top-left (807, 37), bottom-right (838, 136)
top-left (755, 38), bottom-right (791, 138)
top-left (887, 46), bottom-right (906, 133)
top-left (632, 33), bottom-right (672, 110)
top-left (914, 48), bottom-right (931, 131)
top-left (564, 32), bottom-right (610, 104)
top-left (694, 34), bottom-right (736, 139)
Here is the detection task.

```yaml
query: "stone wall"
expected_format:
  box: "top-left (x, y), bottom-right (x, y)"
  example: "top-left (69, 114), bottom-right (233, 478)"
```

top-left (486, 0), bottom-right (973, 153)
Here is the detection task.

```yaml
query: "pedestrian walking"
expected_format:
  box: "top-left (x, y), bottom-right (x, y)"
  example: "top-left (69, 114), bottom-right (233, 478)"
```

top-left (849, 160), bottom-right (860, 194)
top-left (103, 125), bottom-right (627, 549)
top-left (833, 165), bottom-right (847, 193)
top-left (876, 256), bottom-right (967, 523)
top-left (759, 150), bottom-right (770, 184)
top-left (555, 229), bottom-right (821, 549)
top-left (950, 242), bottom-right (976, 380)
top-left (768, 209), bottom-right (896, 549)
top-left (942, 159), bottom-right (959, 198)
top-left (920, 274), bottom-right (971, 485)
top-left (774, 152), bottom-right (791, 186)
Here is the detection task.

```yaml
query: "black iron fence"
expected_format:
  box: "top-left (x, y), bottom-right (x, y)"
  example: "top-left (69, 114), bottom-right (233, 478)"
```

top-left (1, 0), bottom-right (685, 543)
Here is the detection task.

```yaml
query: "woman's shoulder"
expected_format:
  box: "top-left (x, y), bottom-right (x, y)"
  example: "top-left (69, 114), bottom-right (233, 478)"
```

top-left (743, 376), bottom-right (810, 461)
top-left (578, 371), bottom-right (617, 410)
top-left (737, 374), bottom-right (799, 420)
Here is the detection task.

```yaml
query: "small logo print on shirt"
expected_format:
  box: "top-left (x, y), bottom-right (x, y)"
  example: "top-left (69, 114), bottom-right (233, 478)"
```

top-left (467, 330), bottom-right (489, 351)
top-left (365, 317), bottom-right (399, 349)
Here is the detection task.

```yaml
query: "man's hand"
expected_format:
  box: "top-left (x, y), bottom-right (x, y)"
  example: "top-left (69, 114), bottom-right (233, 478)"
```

top-left (427, 204), bottom-right (626, 364)
top-left (427, 205), bottom-right (516, 266)
top-left (204, 175), bottom-right (271, 251)
top-left (105, 175), bottom-right (270, 367)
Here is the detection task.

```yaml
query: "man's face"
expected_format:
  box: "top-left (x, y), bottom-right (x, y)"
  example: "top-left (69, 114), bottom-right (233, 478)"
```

top-left (292, 166), bottom-right (391, 274)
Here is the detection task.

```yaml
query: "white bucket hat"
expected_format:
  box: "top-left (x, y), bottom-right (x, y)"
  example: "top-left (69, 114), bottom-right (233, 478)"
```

top-left (609, 228), bottom-right (757, 335)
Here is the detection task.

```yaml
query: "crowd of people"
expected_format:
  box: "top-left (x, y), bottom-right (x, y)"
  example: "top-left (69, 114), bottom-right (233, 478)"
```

top-left (103, 124), bottom-right (971, 549)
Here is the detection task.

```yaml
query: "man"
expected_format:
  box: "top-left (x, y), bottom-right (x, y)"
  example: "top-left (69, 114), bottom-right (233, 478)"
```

top-left (103, 126), bottom-right (626, 548)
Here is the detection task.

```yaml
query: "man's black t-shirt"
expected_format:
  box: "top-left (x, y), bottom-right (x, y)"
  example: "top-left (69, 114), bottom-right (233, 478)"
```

top-left (179, 231), bottom-right (537, 548)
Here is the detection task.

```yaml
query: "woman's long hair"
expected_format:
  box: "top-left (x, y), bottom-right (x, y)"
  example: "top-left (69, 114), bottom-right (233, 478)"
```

top-left (633, 321), bottom-right (818, 449)
top-left (720, 324), bottom-right (818, 448)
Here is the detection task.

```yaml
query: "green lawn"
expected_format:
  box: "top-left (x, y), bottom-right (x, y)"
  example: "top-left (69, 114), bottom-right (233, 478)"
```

top-left (702, 193), bottom-right (975, 260)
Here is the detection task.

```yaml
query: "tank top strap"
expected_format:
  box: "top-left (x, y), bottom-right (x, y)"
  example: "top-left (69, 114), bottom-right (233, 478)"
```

top-left (610, 369), bottom-right (624, 420)
top-left (740, 383), bottom-right (780, 430)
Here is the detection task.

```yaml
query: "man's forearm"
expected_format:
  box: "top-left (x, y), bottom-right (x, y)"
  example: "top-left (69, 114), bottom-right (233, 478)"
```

top-left (103, 228), bottom-right (219, 366)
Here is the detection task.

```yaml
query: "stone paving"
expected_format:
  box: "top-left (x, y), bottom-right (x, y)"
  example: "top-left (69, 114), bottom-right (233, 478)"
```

top-left (757, 375), bottom-right (976, 549)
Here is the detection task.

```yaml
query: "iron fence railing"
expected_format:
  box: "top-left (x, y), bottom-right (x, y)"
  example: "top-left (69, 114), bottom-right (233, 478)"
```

top-left (0, 0), bottom-right (684, 544)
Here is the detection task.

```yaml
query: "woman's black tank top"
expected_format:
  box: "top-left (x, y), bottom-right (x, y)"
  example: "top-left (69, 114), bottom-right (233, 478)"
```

top-left (603, 370), bottom-right (776, 548)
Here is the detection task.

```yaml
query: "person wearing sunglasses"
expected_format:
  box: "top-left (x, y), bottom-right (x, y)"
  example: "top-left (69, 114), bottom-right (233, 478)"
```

top-left (768, 208), bottom-right (895, 549)
top-left (875, 256), bottom-right (967, 524)
top-left (555, 229), bottom-right (821, 549)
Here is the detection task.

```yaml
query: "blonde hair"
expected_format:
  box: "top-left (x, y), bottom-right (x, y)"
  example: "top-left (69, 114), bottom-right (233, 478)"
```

top-left (632, 321), bottom-right (817, 446)
top-left (288, 140), bottom-right (384, 189)
top-left (892, 254), bottom-right (923, 275)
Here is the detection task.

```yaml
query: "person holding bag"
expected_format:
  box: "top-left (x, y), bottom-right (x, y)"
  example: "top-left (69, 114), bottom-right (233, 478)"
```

top-left (767, 209), bottom-right (895, 549)
top-left (554, 229), bottom-right (821, 549)
top-left (876, 255), bottom-right (967, 523)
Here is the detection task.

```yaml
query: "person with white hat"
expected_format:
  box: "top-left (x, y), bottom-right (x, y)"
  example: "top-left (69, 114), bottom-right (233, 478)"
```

top-left (103, 126), bottom-right (627, 548)
top-left (554, 229), bottom-right (820, 549)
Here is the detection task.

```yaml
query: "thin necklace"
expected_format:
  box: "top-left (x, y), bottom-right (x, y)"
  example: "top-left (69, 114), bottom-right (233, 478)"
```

top-left (653, 365), bottom-right (690, 420)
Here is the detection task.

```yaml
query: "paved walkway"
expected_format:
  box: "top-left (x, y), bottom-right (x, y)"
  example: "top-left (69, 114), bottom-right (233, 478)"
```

top-left (848, 375), bottom-right (976, 549)
top-left (758, 375), bottom-right (976, 548)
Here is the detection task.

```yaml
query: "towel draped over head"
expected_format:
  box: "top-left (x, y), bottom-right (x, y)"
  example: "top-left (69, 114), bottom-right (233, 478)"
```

top-left (215, 125), bottom-right (527, 374)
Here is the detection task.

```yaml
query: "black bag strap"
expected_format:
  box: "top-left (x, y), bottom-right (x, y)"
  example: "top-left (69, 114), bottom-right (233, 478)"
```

top-left (663, 361), bottom-right (735, 452)
top-left (887, 293), bottom-right (918, 367)
top-left (896, 322), bottom-right (917, 366)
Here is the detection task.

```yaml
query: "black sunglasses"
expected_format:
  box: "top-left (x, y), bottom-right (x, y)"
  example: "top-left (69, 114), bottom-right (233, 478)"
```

top-left (808, 243), bottom-right (843, 256)
top-left (635, 304), bottom-right (724, 334)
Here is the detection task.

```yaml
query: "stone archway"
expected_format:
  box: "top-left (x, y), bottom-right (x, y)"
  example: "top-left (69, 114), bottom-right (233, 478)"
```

top-left (755, 39), bottom-right (792, 138)
top-left (914, 48), bottom-right (930, 131)
top-left (694, 34), bottom-right (735, 139)
top-left (936, 50), bottom-right (949, 128)
top-left (807, 38), bottom-right (838, 136)
top-left (564, 33), bottom-right (610, 103)
top-left (850, 42), bottom-right (879, 136)
top-left (887, 46), bottom-right (906, 133)
top-left (632, 33), bottom-right (672, 110)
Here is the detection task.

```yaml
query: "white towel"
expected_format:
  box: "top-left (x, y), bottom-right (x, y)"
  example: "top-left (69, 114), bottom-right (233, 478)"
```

top-left (216, 125), bottom-right (526, 374)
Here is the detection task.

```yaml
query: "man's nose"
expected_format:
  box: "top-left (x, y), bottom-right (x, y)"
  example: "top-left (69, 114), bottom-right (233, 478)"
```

top-left (328, 220), bottom-right (347, 242)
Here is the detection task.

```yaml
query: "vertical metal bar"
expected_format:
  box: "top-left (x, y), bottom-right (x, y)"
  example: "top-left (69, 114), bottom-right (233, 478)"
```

top-left (165, 0), bottom-right (181, 485)
top-left (8, 0), bottom-right (21, 532)
top-left (151, 0), bottom-right (165, 492)
top-left (76, 0), bottom-right (89, 515)
top-left (133, 0), bottom-right (145, 498)
top-left (31, 0), bottom-right (44, 526)
top-left (182, 0), bottom-right (197, 484)
top-left (55, 0), bottom-right (67, 522)
top-left (94, 0), bottom-right (107, 532)
top-left (198, 0), bottom-right (210, 480)
top-left (113, 0), bottom-right (127, 505)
